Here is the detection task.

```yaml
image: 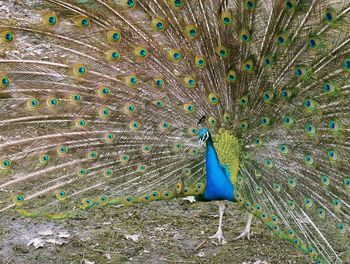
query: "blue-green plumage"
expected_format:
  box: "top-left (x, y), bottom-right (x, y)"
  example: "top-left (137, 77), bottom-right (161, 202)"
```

top-left (198, 128), bottom-right (234, 202)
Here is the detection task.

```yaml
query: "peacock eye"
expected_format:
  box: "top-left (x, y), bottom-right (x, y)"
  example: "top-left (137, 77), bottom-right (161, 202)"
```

top-left (126, 75), bottom-right (138, 87)
top-left (208, 93), bottom-right (219, 105)
top-left (195, 56), bottom-right (207, 69)
top-left (328, 120), bottom-right (338, 131)
top-left (81, 18), bottom-right (90, 27)
top-left (240, 29), bottom-right (251, 43)
top-left (125, 0), bottom-right (135, 8)
top-left (73, 63), bottom-right (88, 77)
top-left (306, 124), bottom-right (315, 133)
top-left (143, 145), bottom-right (151, 152)
top-left (27, 98), bottom-right (39, 109)
top-left (48, 16), bottom-right (57, 25)
top-left (104, 169), bottom-right (113, 177)
top-left (14, 194), bottom-right (24, 205)
top-left (120, 154), bottom-right (129, 162)
top-left (130, 121), bottom-right (140, 130)
top-left (160, 121), bottom-right (170, 130)
top-left (6, 32), bottom-right (12, 41)
top-left (304, 98), bottom-right (317, 111)
top-left (2, 30), bottom-right (14, 43)
top-left (187, 127), bottom-right (198, 136)
top-left (57, 145), bottom-right (68, 155)
top-left (243, 59), bottom-right (254, 72)
top-left (216, 46), bottom-right (229, 58)
top-left (184, 76), bottom-right (196, 88)
top-left (343, 57), bottom-right (350, 71)
top-left (260, 116), bottom-right (270, 126)
top-left (174, 53), bottom-right (182, 61)
top-left (245, 0), bottom-right (256, 10)
top-left (88, 151), bottom-right (97, 159)
top-left (1, 76), bottom-right (10, 89)
top-left (309, 39), bottom-right (316, 48)
top-left (133, 47), bottom-right (148, 59)
top-left (105, 132), bottom-right (115, 141)
top-left (285, 1), bottom-right (293, 9)
top-left (129, 105), bottom-right (135, 111)
top-left (78, 168), bottom-right (87, 176)
top-left (154, 78), bottom-right (164, 88)
top-left (324, 8), bottom-right (337, 23)
top-left (226, 69), bottom-right (236, 82)
top-left (171, 0), bottom-right (184, 9)
top-left (47, 98), bottom-right (58, 107)
top-left (112, 51), bottom-right (119, 59)
top-left (99, 107), bottom-right (111, 118)
top-left (0, 159), bottom-right (12, 169)
top-left (283, 116), bottom-right (293, 127)
top-left (113, 33), bottom-right (120, 40)
top-left (185, 24), bottom-right (199, 39)
top-left (345, 179), bottom-right (350, 187)
top-left (40, 154), bottom-right (50, 163)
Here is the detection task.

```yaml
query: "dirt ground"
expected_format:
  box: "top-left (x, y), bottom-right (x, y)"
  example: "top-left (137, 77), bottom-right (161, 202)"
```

top-left (0, 200), bottom-right (308, 264)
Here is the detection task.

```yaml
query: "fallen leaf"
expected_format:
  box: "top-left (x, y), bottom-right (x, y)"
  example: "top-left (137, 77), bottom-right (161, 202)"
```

top-left (58, 232), bottom-right (70, 238)
top-left (27, 238), bottom-right (45, 249)
top-left (38, 230), bottom-right (53, 236)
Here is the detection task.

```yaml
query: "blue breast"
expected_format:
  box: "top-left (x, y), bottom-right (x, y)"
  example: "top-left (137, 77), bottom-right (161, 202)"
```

top-left (201, 138), bottom-right (235, 201)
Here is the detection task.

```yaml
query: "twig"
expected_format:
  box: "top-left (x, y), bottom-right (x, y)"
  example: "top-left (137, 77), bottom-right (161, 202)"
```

top-left (80, 252), bottom-right (85, 264)
top-left (195, 239), bottom-right (207, 251)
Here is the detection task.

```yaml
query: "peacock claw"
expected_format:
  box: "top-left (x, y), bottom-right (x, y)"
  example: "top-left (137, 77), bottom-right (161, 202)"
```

top-left (234, 214), bottom-right (253, 240)
top-left (209, 229), bottom-right (227, 245)
top-left (234, 228), bottom-right (250, 240)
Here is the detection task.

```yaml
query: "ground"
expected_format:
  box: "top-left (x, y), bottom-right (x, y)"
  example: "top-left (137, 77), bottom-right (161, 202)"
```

top-left (0, 200), bottom-right (308, 264)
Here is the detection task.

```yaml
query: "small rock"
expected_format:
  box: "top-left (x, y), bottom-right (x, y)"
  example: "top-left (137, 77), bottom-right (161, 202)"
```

top-left (104, 252), bottom-right (111, 260)
top-left (125, 234), bottom-right (140, 242)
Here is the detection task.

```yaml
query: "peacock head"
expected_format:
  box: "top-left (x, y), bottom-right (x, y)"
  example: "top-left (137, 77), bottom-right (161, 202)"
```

top-left (198, 128), bottom-right (211, 144)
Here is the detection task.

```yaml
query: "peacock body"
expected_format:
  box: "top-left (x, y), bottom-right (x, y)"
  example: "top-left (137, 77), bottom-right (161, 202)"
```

top-left (0, 0), bottom-right (350, 263)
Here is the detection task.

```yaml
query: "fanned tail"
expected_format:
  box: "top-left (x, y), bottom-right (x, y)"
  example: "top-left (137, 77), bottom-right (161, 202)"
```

top-left (0, 1), bottom-right (350, 263)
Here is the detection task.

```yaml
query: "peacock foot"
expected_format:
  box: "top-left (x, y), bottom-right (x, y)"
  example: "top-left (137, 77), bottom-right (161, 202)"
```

top-left (234, 214), bottom-right (253, 240)
top-left (234, 227), bottom-right (251, 240)
top-left (209, 229), bottom-right (228, 245)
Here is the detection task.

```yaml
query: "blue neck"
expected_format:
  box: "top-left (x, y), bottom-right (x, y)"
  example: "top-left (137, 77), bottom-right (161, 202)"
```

top-left (205, 138), bottom-right (221, 186)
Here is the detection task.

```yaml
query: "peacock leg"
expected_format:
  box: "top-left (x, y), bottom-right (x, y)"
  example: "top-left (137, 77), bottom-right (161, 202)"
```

top-left (234, 214), bottom-right (253, 240)
top-left (209, 201), bottom-right (227, 245)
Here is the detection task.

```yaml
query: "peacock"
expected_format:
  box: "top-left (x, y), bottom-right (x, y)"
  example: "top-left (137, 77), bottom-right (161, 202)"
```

top-left (0, 0), bottom-right (350, 263)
